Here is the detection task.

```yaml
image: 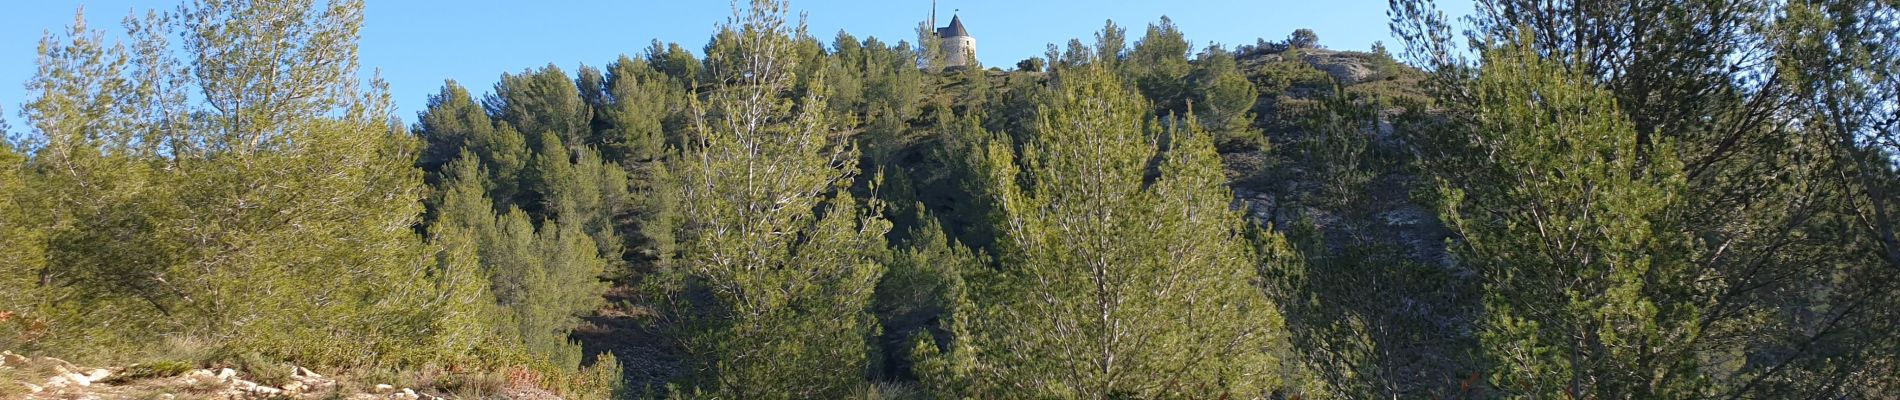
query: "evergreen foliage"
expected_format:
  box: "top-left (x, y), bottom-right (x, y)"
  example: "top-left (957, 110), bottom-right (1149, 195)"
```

top-left (874, 211), bottom-right (980, 383)
top-left (486, 65), bottom-right (593, 156)
top-left (1287, 29), bottom-right (1319, 49)
top-left (432, 156), bottom-right (609, 368)
top-left (3, 1), bottom-right (1897, 398)
top-left (0, 142), bottom-right (41, 331)
top-left (1393, 0), bottom-right (1900, 396)
top-left (1188, 45), bottom-right (1264, 150)
top-left (592, 56), bottom-right (679, 165)
top-left (659, 1), bottom-right (891, 397)
top-left (929, 62), bottom-right (1288, 398)
top-left (8, 0), bottom-right (482, 366)
top-left (417, 81), bottom-right (533, 206)
top-left (1430, 43), bottom-right (1699, 397)
top-left (1128, 16), bottom-right (1193, 115)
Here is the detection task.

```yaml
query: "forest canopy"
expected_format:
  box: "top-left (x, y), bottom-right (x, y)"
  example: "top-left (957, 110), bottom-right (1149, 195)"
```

top-left (1, 0), bottom-right (1897, 398)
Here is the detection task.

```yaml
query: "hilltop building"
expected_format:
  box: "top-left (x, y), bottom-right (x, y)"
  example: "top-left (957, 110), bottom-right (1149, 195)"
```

top-left (931, 6), bottom-right (976, 68)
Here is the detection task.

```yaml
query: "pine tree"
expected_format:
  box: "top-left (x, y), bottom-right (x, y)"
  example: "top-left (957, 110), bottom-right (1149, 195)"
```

top-left (418, 171), bottom-right (504, 361)
top-left (434, 154), bottom-right (609, 368)
top-left (914, 19), bottom-right (945, 73)
top-left (1759, 2), bottom-right (1900, 393)
top-left (594, 55), bottom-right (687, 280)
top-left (1425, 43), bottom-right (1700, 397)
top-left (875, 209), bottom-right (980, 382)
top-left (596, 55), bottom-right (678, 165)
top-left (1286, 29), bottom-right (1320, 49)
top-left (487, 65), bottom-right (593, 155)
top-left (824, 32), bottom-right (867, 125)
top-left (0, 140), bottom-right (45, 335)
top-left (1093, 20), bottom-right (1127, 69)
top-left (527, 133), bottom-right (631, 275)
top-left (861, 38), bottom-right (925, 120)
top-left (13, 10), bottom-right (173, 355)
top-left (1128, 16), bottom-right (1192, 114)
top-left (662, 0), bottom-right (891, 397)
top-left (416, 81), bottom-right (532, 204)
top-left (938, 63), bottom-right (1286, 398)
top-left (429, 155), bottom-right (520, 350)
top-left (646, 40), bottom-right (704, 88)
top-left (160, 0), bottom-right (464, 364)
top-left (1393, 0), bottom-right (1900, 394)
top-left (1187, 44), bottom-right (1262, 150)
top-left (4, 0), bottom-right (490, 365)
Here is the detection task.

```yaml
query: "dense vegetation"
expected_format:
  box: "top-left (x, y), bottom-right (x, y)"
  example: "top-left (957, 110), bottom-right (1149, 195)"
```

top-left (2, 0), bottom-right (1897, 398)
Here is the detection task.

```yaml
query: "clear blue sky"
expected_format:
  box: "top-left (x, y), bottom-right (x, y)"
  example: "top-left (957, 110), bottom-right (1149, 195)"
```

top-left (0, 0), bottom-right (1471, 126)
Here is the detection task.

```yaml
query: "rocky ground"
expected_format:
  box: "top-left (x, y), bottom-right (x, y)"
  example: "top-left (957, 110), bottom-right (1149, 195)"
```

top-left (0, 351), bottom-right (561, 400)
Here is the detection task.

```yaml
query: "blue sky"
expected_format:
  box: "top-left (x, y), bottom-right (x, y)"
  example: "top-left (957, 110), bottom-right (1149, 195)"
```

top-left (0, 0), bottom-right (1470, 125)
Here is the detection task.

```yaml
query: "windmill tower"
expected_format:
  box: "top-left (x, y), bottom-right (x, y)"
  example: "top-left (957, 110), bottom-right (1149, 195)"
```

top-left (932, 1), bottom-right (976, 68)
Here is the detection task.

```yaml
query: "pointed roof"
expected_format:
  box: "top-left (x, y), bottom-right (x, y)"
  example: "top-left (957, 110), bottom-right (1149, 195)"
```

top-left (937, 15), bottom-right (969, 38)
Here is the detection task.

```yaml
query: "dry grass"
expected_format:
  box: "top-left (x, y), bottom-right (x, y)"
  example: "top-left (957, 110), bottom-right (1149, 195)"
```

top-left (108, 360), bottom-right (195, 383)
top-left (434, 370), bottom-right (510, 398)
top-left (0, 365), bottom-right (32, 398)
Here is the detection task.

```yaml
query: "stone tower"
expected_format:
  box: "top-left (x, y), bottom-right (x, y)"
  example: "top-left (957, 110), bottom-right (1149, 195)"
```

top-left (934, 12), bottom-right (976, 68)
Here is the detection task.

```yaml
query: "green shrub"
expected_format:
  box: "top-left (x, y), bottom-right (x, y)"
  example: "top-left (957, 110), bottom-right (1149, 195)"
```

top-left (234, 352), bottom-right (296, 388)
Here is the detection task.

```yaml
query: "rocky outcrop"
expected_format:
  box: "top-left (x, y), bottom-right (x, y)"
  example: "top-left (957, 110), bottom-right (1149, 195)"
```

top-left (0, 351), bottom-right (484, 399)
top-left (1300, 49), bottom-right (1379, 85)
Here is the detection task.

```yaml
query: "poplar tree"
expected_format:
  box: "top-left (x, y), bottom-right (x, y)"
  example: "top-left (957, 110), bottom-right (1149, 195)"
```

top-left (664, 0), bottom-right (890, 397)
top-left (939, 63), bottom-right (1287, 398)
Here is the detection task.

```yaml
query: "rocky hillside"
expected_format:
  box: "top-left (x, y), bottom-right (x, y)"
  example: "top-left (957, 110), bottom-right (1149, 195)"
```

top-left (1229, 45), bottom-right (1452, 269)
top-left (1225, 45), bottom-right (1485, 395)
top-left (0, 352), bottom-right (564, 400)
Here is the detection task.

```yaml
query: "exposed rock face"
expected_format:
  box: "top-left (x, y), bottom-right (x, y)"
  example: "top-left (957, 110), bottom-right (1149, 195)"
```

top-left (1301, 49), bottom-right (1378, 85)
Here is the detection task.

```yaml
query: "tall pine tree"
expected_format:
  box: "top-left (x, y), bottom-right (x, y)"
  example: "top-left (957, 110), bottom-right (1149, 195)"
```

top-left (662, 0), bottom-right (891, 397)
top-left (934, 62), bottom-right (1288, 398)
top-left (1424, 43), bottom-right (1700, 397)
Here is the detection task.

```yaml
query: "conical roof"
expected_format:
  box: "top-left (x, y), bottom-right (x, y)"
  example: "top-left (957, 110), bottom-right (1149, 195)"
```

top-left (938, 15), bottom-right (969, 37)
